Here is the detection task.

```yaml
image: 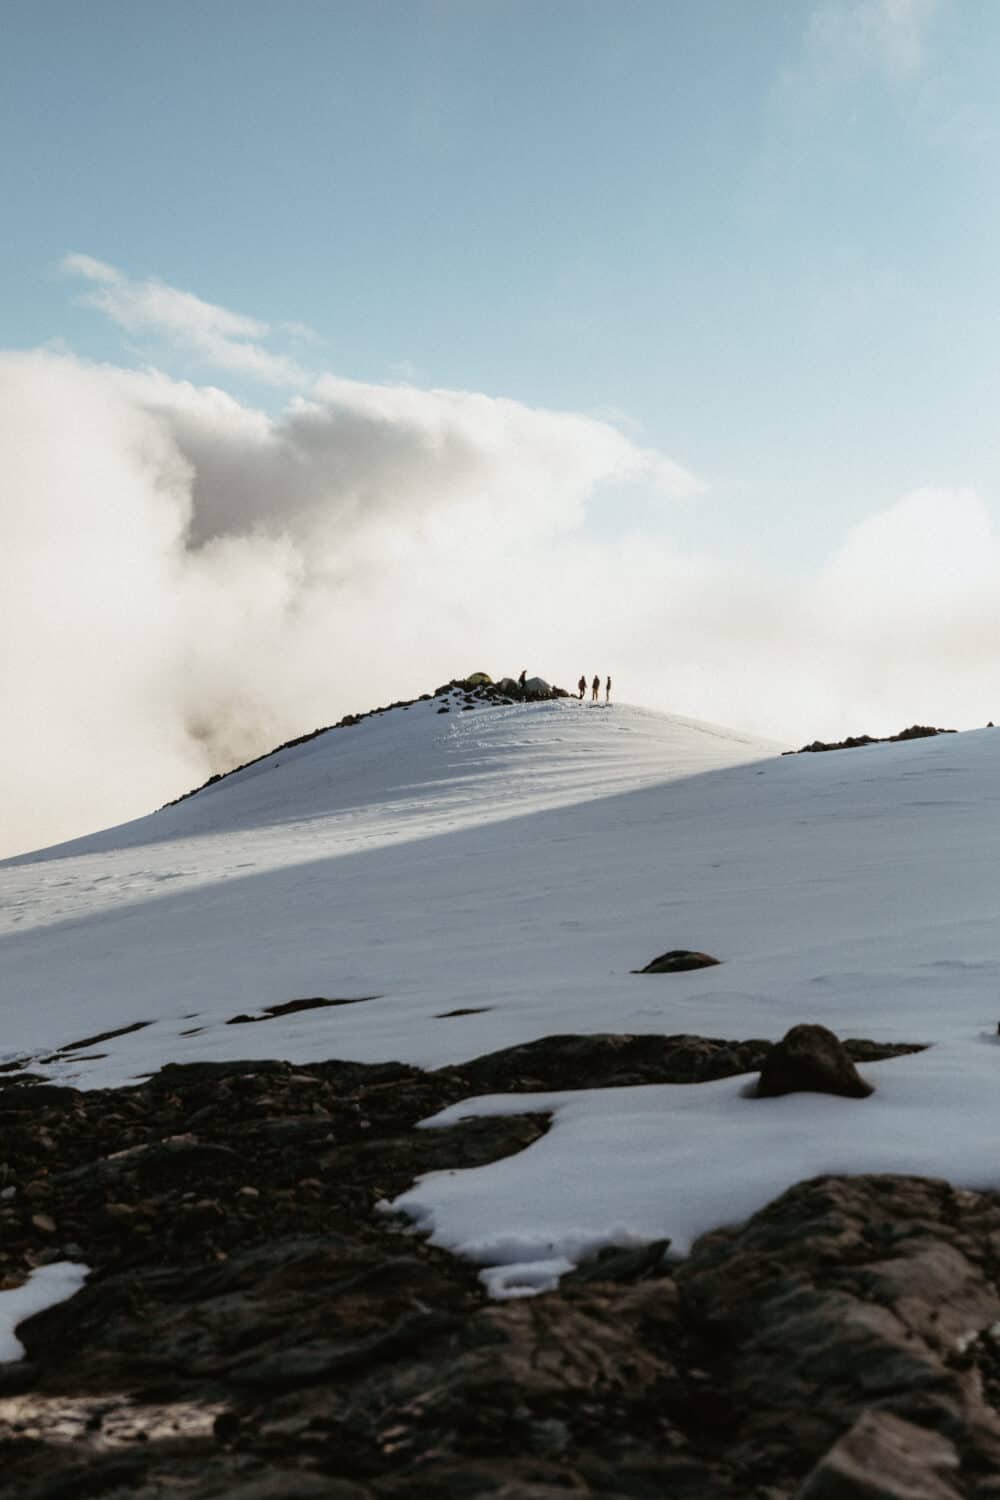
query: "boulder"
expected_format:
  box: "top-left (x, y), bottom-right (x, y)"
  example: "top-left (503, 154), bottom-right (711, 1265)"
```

top-left (756, 1023), bottom-right (873, 1099)
top-left (633, 949), bottom-right (721, 974)
top-left (522, 676), bottom-right (551, 697)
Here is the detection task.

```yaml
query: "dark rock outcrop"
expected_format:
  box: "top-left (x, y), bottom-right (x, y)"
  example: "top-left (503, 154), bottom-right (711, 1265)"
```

top-left (756, 1023), bottom-right (875, 1099)
top-left (787, 725), bottom-right (957, 756)
top-left (3, 1039), bottom-right (981, 1500)
top-left (675, 1173), bottom-right (1000, 1490)
top-left (633, 949), bottom-right (721, 974)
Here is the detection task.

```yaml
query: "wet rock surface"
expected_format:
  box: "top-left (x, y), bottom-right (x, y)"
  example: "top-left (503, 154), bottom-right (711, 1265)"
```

top-left (2, 1034), bottom-right (995, 1499)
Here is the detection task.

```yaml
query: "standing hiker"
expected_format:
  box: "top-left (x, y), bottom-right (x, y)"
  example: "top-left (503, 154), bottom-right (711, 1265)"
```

top-left (518, 669), bottom-right (527, 694)
top-left (577, 674), bottom-right (586, 699)
top-left (591, 674), bottom-right (600, 702)
top-left (605, 676), bottom-right (612, 704)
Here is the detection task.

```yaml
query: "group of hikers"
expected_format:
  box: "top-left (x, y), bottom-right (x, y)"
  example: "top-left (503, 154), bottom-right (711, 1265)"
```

top-left (514, 669), bottom-right (612, 703)
top-left (578, 673), bottom-right (611, 704)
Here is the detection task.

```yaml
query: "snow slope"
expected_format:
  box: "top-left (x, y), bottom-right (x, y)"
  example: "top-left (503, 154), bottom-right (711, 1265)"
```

top-left (4, 693), bottom-right (1000, 1294)
top-left (0, 694), bottom-right (775, 1076)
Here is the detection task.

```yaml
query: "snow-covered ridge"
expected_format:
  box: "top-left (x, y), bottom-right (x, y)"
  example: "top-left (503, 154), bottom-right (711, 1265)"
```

top-left (2, 691), bottom-right (775, 1077)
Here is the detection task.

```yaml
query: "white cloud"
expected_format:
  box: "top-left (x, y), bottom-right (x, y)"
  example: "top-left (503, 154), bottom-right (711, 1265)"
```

top-left (0, 347), bottom-right (705, 855)
top-left (62, 254), bottom-right (309, 387)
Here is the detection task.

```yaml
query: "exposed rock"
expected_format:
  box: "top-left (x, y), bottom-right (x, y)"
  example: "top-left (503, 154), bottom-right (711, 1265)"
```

top-left (43, 1020), bottom-right (151, 1057)
top-left (632, 949), bottom-right (721, 974)
top-left (794, 1409), bottom-right (962, 1499)
top-left (0, 1048), bottom-right (985, 1500)
top-left (676, 1173), bottom-right (1000, 1482)
top-left (559, 1238), bottom-right (671, 1287)
top-left (787, 725), bottom-right (957, 756)
top-left (226, 994), bottom-right (379, 1025)
top-left (439, 1031), bottom-right (771, 1090)
top-left (756, 1023), bottom-right (874, 1099)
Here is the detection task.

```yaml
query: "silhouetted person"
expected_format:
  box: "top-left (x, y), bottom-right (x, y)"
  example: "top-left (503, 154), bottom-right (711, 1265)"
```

top-left (577, 674), bottom-right (586, 699)
top-left (591, 674), bottom-right (600, 702)
top-left (605, 676), bottom-right (612, 704)
top-left (518, 669), bottom-right (527, 695)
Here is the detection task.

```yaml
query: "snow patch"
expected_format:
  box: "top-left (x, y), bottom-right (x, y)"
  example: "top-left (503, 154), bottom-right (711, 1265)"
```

top-left (0, 1263), bottom-right (90, 1362)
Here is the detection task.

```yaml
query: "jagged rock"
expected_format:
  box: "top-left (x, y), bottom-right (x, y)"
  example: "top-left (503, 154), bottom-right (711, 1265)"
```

top-left (676, 1174), bottom-right (1000, 1480)
top-left (756, 1024), bottom-right (873, 1099)
top-left (632, 949), bottom-right (721, 974)
top-left (795, 1409), bottom-right (962, 1499)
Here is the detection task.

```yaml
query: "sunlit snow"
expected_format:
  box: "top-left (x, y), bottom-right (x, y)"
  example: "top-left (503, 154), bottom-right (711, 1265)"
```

top-left (3, 693), bottom-right (1000, 1294)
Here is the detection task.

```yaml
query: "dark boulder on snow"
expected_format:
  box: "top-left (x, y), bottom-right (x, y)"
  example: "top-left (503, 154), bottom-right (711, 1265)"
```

top-left (632, 949), bottom-right (721, 974)
top-left (755, 1023), bottom-right (873, 1099)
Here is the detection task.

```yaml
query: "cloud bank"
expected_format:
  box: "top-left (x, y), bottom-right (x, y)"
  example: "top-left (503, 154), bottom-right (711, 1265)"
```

top-left (0, 335), bottom-right (699, 856)
top-left (2, 259), bottom-right (997, 857)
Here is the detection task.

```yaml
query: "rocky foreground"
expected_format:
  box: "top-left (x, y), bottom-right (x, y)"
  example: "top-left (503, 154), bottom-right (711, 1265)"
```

top-left (2, 1035), bottom-right (1000, 1499)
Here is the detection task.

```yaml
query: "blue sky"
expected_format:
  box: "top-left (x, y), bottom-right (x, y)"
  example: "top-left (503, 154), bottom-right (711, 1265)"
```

top-left (7, 0), bottom-right (1000, 854)
top-left (5, 0), bottom-right (999, 564)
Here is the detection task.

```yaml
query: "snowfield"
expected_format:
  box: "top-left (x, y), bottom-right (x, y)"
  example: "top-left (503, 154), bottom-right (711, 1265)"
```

top-left (4, 692), bottom-right (1000, 1295)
